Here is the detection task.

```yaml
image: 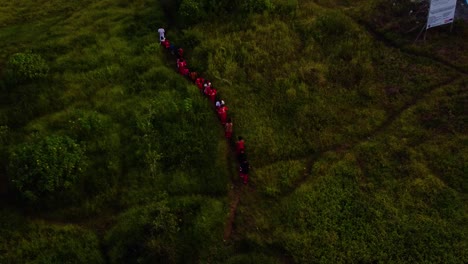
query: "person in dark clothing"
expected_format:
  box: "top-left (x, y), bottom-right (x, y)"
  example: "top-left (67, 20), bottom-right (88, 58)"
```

top-left (239, 159), bottom-right (250, 184)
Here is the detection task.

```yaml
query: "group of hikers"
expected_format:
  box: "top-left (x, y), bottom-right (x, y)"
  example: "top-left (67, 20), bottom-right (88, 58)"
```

top-left (158, 28), bottom-right (250, 185)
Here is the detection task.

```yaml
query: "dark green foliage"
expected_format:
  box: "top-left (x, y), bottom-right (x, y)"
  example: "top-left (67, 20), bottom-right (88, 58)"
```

top-left (67, 110), bottom-right (110, 141)
top-left (8, 135), bottom-right (86, 202)
top-left (225, 253), bottom-right (281, 264)
top-left (178, 0), bottom-right (207, 25)
top-left (105, 199), bottom-right (179, 264)
top-left (5, 52), bottom-right (49, 84)
top-left (311, 11), bottom-right (356, 46)
top-left (240, 0), bottom-right (274, 13)
top-left (0, 211), bottom-right (104, 264)
top-left (105, 196), bottom-right (225, 263)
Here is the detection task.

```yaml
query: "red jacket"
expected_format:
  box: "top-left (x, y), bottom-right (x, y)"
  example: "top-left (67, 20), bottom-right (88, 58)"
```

top-left (180, 67), bottom-right (189, 76)
top-left (209, 88), bottom-right (217, 103)
top-left (195, 78), bottom-right (205, 90)
top-left (217, 106), bottom-right (228, 123)
top-left (162, 39), bottom-right (170, 49)
top-left (177, 60), bottom-right (187, 69)
top-left (236, 140), bottom-right (245, 154)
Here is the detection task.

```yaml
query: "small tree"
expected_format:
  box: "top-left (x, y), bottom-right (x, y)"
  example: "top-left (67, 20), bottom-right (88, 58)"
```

top-left (5, 52), bottom-right (49, 84)
top-left (105, 200), bottom-right (179, 263)
top-left (8, 135), bottom-right (86, 202)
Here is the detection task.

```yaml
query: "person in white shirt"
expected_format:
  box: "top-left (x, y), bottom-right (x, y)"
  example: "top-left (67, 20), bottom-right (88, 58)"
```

top-left (158, 28), bottom-right (165, 41)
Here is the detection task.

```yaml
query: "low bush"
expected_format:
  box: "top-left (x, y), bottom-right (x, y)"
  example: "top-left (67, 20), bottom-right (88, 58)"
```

top-left (5, 52), bottom-right (49, 85)
top-left (8, 135), bottom-right (86, 203)
top-left (105, 199), bottom-right (179, 264)
top-left (0, 211), bottom-right (103, 264)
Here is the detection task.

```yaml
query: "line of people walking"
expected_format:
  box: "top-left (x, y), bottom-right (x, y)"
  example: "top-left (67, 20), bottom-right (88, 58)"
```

top-left (158, 28), bottom-right (250, 185)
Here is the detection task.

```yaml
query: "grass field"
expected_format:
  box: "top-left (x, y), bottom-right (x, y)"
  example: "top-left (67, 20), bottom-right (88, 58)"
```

top-left (0, 0), bottom-right (467, 263)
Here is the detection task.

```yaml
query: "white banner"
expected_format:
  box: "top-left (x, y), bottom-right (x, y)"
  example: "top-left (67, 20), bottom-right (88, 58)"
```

top-left (427, 0), bottom-right (457, 29)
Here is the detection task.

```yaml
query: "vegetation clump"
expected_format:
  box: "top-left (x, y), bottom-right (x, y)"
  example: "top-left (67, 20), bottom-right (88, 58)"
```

top-left (5, 52), bottom-right (49, 84)
top-left (8, 135), bottom-right (86, 202)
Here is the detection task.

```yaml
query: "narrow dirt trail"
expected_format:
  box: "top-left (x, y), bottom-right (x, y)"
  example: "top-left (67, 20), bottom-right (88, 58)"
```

top-left (223, 186), bottom-right (240, 241)
top-left (221, 138), bottom-right (244, 242)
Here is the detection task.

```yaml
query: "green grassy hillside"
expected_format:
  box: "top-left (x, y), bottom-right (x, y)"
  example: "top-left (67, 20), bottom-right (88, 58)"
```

top-left (0, 0), bottom-right (467, 263)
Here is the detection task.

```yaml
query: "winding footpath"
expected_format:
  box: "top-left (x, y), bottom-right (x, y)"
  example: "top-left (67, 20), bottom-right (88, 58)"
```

top-left (158, 35), bottom-right (244, 241)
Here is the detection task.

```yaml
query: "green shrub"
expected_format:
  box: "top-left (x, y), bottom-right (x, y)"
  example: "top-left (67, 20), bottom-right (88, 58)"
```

top-left (1, 220), bottom-right (104, 264)
top-left (105, 200), bottom-right (179, 264)
top-left (311, 11), bottom-right (356, 47)
top-left (0, 125), bottom-right (9, 146)
top-left (8, 135), bottom-right (86, 202)
top-left (225, 253), bottom-right (281, 264)
top-left (178, 0), bottom-right (207, 25)
top-left (241, 0), bottom-right (274, 13)
top-left (5, 52), bottom-right (49, 84)
top-left (272, 0), bottom-right (298, 15)
top-left (66, 110), bottom-right (111, 141)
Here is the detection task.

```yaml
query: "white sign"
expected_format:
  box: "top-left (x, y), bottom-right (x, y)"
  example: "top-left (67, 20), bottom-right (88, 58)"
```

top-left (427, 0), bottom-right (457, 29)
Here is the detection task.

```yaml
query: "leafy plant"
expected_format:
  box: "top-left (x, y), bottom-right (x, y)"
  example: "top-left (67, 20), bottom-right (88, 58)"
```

top-left (8, 135), bottom-right (86, 202)
top-left (5, 52), bottom-right (49, 84)
top-left (105, 199), bottom-right (179, 264)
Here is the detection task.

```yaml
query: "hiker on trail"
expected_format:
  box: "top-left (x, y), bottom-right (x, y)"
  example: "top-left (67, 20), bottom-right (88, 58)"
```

top-left (225, 118), bottom-right (233, 139)
top-left (158, 28), bottom-right (165, 41)
top-left (189, 71), bottom-right (198, 83)
top-left (177, 57), bottom-right (187, 70)
top-left (208, 87), bottom-right (217, 103)
top-left (177, 48), bottom-right (184, 58)
top-left (203, 80), bottom-right (212, 95)
top-left (216, 99), bottom-right (225, 109)
top-left (236, 136), bottom-right (245, 155)
top-left (161, 38), bottom-right (170, 49)
top-left (177, 58), bottom-right (189, 76)
top-left (180, 66), bottom-right (189, 76)
top-left (196, 77), bottom-right (205, 92)
top-left (169, 44), bottom-right (177, 55)
top-left (203, 84), bottom-right (211, 97)
top-left (239, 159), bottom-right (250, 185)
top-left (217, 104), bottom-right (228, 125)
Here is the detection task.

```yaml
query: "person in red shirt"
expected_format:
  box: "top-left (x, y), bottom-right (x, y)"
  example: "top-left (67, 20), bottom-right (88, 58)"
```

top-left (161, 38), bottom-right (170, 49)
top-left (177, 58), bottom-right (187, 69)
top-left (203, 85), bottom-right (211, 97)
top-left (177, 48), bottom-right (184, 58)
top-left (236, 136), bottom-right (245, 155)
top-left (203, 80), bottom-right (212, 95)
top-left (217, 104), bottom-right (228, 125)
top-left (208, 87), bottom-right (217, 103)
top-left (177, 58), bottom-right (188, 75)
top-left (189, 71), bottom-right (198, 83)
top-left (225, 118), bottom-right (233, 139)
top-left (180, 67), bottom-right (189, 76)
top-left (195, 77), bottom-right (205, 92)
